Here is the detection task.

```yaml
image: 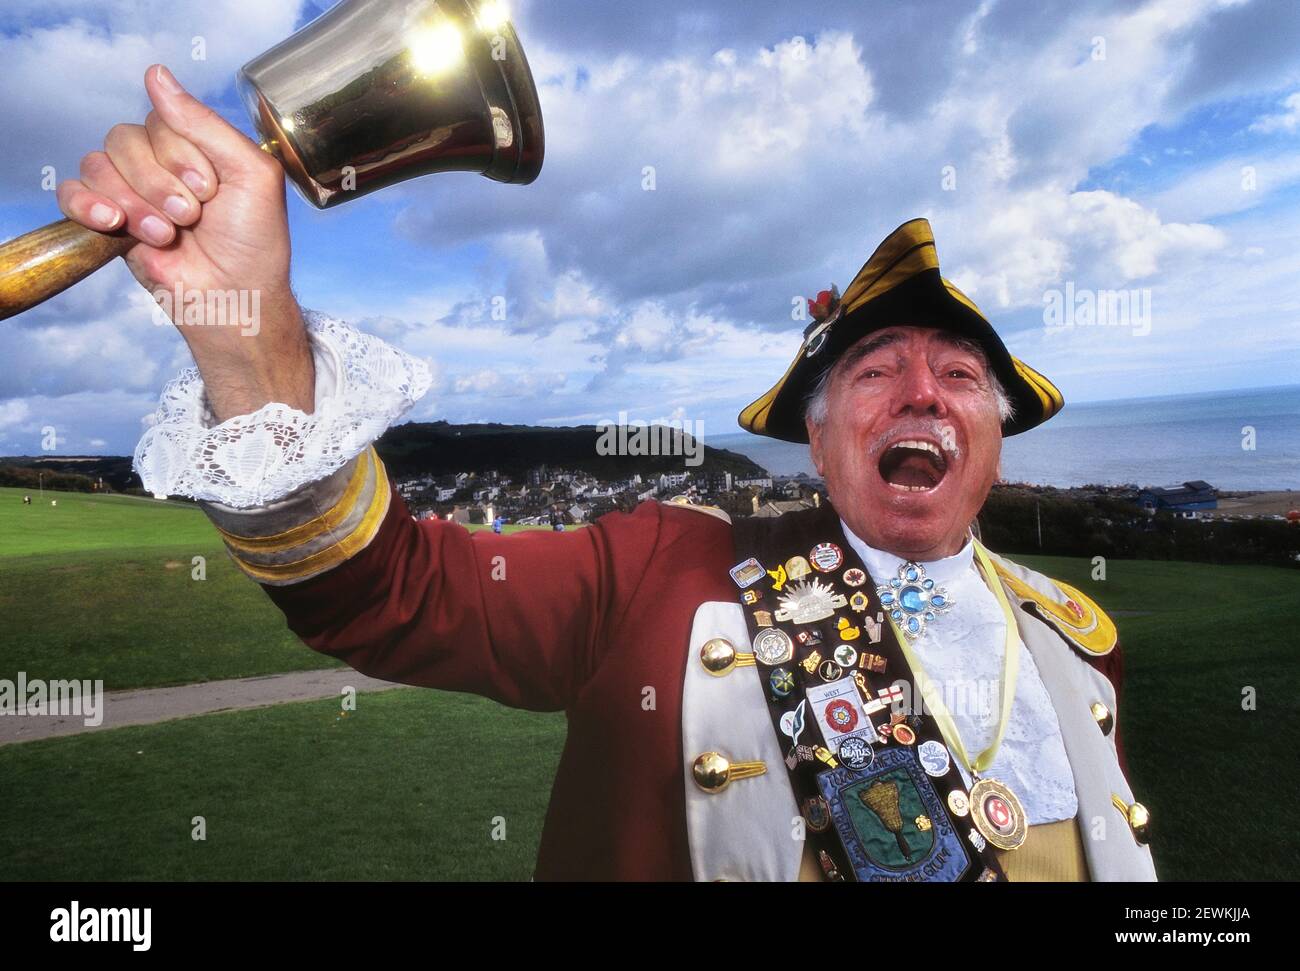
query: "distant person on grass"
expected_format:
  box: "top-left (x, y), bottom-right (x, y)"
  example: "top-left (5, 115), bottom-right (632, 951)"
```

top-left (55, 65), bottom-right (1155, 883)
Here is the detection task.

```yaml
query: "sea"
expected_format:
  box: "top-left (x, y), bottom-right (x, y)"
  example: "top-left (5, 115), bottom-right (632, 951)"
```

top-left (708, 384), bottom-right (1300, 491)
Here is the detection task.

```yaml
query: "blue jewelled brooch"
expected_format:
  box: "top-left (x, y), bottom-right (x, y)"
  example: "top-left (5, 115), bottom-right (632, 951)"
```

top-left (877, 562), bottom-right (953, 639)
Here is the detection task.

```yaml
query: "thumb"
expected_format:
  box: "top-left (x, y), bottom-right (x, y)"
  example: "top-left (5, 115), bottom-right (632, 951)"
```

top-left (144, 64), bottom-right (274, 185)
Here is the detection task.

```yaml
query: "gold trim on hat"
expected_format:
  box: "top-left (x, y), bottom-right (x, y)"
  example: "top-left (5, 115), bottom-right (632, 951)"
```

top-left (738, 217), bottom-right (1063, 440)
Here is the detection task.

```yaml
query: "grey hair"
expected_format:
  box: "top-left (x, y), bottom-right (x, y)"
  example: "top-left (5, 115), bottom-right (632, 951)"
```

top-left (803, 340), bottom-right (1016, 427)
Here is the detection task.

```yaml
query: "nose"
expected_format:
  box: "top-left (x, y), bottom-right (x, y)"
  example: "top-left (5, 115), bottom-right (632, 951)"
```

top-left (889, 356), bottom-right (948, 420)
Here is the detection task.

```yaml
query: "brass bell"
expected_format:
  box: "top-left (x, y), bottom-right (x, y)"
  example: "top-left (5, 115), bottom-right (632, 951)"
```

top-left (1090, 701), bottom-right (1114, 736)
top-left (0, 0), bottom-right (544, 319)
top-left (239, 0), bottom-right (544, 209)
top-left (692, 752), bottom-right (766, 793)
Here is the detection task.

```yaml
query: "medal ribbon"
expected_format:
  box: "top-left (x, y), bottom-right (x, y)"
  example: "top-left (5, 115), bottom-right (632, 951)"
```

top-left (885, 539), bottom-right (1019, 778)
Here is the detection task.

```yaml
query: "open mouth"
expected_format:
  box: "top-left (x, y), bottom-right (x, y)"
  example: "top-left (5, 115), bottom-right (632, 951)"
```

top-left (878, 439), bottom-right (948, 492)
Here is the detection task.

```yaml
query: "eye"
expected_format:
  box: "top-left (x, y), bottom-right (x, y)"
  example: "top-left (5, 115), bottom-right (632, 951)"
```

top-left (853, 366), bottom-right (886, 381)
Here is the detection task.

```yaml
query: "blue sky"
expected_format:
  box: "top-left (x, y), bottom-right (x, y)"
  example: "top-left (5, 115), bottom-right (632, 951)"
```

top-left (2, 0), bottom-right (1300, 455)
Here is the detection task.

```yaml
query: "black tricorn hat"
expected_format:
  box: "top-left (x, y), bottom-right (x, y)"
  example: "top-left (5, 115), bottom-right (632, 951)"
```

top-left (738, 218), bottom-right (1063, 444)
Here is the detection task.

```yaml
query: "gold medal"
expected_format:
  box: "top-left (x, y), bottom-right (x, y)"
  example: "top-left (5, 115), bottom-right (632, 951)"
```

top-left (968, 777), bottom-right (1028, 851)
top-left (885, 540), bottom-right (1031, 852)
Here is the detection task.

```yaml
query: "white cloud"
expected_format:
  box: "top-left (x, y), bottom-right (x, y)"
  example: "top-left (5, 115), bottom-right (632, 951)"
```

top-left (5, 0), bottom-right (1300, 453)
top-left (1249, 90), bottom-right (1300, 133)
top-left (0, 1), bottom-right (303, 197)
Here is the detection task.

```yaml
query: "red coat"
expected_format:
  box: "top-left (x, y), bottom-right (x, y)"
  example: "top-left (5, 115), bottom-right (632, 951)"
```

top-left (234, 467), bottom-right (1133, 880)
top-left (265, 487), bottom-right (734, 880)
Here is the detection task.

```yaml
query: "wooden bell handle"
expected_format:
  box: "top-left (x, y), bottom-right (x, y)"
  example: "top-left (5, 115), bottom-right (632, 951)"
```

top-left (0, 219), bottom-right (135, 321)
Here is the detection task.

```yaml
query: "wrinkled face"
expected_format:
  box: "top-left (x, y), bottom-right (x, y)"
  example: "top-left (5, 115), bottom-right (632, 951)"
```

top-left (805, 326), bottom-right (1004, 560)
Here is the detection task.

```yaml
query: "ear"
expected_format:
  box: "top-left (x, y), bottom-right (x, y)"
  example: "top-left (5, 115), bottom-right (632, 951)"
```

top-left (805, 414), bottom-right (826, 477)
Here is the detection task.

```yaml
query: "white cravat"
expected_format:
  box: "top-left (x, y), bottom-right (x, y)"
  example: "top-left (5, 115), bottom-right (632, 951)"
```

top-left (840, 521), bottom-right (1078, 824)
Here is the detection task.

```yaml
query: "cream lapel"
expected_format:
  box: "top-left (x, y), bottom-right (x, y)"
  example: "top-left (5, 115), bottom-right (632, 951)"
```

top-left (680, 601), bottom-right (804, 881)
top-left (1013, 604), bottom-right (1158, 881)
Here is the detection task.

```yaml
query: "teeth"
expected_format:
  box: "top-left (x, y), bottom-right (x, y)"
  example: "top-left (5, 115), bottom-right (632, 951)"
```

top-left (888, 482), bottom-right (935, 492)
top-left (890, 439), bottom-right (942, 457)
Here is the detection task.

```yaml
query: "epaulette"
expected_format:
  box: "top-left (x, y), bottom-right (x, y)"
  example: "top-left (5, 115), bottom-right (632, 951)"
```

top-left (984, 549), bottom-right (1117, 656)
top-left (664, 496), bottom-right (732, 524)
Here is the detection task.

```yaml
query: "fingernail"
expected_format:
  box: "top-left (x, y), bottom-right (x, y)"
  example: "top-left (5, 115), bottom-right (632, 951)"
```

top-left (181, 170), bottom-right (207, 196)
top-left (163, 195), bottom-right (191, 221)
top-left (155, 64), bottom-right (183, 94)
top-left (140, 214), bottom-right (173, 245)
top-left (90, 203), bottom-right (120, 229)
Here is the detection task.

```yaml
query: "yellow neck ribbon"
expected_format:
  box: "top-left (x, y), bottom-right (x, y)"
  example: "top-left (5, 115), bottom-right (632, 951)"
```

top-left (884, 539), bottom-right (1019, 777)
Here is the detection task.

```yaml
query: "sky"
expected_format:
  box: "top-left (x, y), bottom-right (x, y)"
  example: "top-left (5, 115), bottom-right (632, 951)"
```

top-left (2, 0), bottom-right (1299, 456)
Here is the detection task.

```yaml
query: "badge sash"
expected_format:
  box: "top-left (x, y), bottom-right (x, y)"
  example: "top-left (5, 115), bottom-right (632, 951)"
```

top-left (731, 503), bottom-right (1007, 882)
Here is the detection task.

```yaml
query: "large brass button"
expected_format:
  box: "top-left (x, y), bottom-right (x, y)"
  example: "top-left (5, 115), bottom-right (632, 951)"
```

top-left (1112, 794), bottom-right (1152, 845)
top-left (692, 752), bottom-right (766, 793)
top-left (1127, 802), bottom-right (1152, 845)
top-left (699, 638), bottom-right (754, 676)
top-left (1091, 701), bottom-right (1114, 736)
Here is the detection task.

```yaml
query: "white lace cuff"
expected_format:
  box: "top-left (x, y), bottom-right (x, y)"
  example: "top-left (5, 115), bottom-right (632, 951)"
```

top-left (134, 310), bottom-right (432, 508)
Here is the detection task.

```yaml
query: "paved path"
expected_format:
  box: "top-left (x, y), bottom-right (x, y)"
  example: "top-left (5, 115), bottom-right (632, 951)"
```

top-left (0, 669), bottom-right (402, 746)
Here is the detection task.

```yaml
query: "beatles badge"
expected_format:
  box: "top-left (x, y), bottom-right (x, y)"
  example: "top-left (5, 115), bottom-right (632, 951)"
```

top-left (838, 735), bottom-right (875, 772)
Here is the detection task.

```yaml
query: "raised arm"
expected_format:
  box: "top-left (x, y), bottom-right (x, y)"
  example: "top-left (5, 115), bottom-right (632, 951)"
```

top-left (59, 64), bottom-right (656, 711)
top-left (56, 64), bottom-right (313, 420)
top-left (203, 459), bottom-right (664, 711)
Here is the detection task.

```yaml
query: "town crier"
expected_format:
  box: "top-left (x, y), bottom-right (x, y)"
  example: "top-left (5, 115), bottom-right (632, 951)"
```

top-left (58, 66), bottom-right (1155, 882)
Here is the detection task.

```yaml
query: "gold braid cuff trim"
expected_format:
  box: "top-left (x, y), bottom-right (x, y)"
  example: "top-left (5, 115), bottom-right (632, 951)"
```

top-left (231, 467), bottom-right (391, 584)
top-left (216, 447), bottom-right (375, 554)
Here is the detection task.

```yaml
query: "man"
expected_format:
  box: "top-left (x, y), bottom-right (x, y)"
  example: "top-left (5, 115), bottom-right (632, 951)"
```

top-left (59, 66), bottom-right (1154, 882)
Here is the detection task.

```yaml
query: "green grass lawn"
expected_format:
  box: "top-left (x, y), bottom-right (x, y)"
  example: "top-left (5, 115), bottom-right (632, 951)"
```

top-left (0, 486), bottom-right (564, 690)
top-left (1019, 554), bottom-right (1300, 881)
top-left (0, 487), bottom-right (339, 688)
top-left (1, 486), bottom-right (1296, 879)
top-left (0, 688), bottom-right (564, 880)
